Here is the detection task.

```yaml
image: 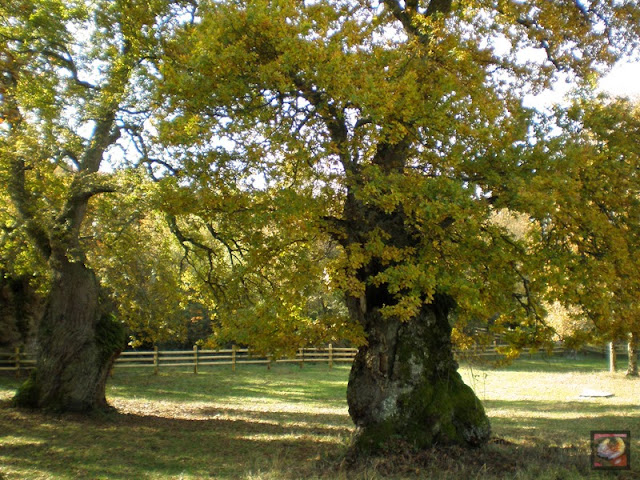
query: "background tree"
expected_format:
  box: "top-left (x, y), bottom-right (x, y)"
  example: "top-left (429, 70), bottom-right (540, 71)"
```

top-left (85, 171), bottom-right (196, 349)
top-left (0, 189), bottom-right (45, 349)
top-left (156, 0), bottom-right (640, 451)
top-left (0, 0), bottom-right (182, 411)
top-left (526, 96), bottom-right (640, 377)
top-left (155, 163), bottom-right (363, 357)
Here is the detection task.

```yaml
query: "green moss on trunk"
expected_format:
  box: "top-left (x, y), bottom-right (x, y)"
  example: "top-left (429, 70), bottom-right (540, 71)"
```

top-left (348, 299), bottom-right (491, 453)
top-left (352, 372), bottom-right (490, 452)
top-left (96, 313), bottom-right (126, 366)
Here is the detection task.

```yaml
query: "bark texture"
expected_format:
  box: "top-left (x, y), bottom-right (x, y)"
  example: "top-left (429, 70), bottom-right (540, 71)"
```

top-left (346, 296), bottom-right (490, 452)
top-left (13, 259), bottom-right (125, 412)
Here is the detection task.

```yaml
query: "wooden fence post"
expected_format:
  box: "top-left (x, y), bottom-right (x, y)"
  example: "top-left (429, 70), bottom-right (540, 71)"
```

top-left (193, 345), bottom-right (199, 374)
top-left (232, 345), bottom-right (237, 372)
top-left (328, 344), bottom-right (333, 369)
top-left (609, 342), bottom-right (617, 373)
top-left (299, 348), bottom-right (304, 368)
top-left (267, 354), bottom-right (272, 370)
top-left (15, 346), bottom-right (20, 378)
top-left (153, 346), bottom-right (159, 375)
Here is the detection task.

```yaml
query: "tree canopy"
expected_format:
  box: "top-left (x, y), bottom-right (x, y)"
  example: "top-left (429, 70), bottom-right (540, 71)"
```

top-left (154, 0), bottom-right (640, 346)
top-left (526, 97), bottom-right (640, 351)
top-left (151, 0), bottom-right (640, 450)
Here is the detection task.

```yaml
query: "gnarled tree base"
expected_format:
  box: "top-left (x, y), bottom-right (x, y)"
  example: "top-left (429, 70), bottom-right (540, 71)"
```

top-left (347, 299), bottom-right (490, 453)
top-left (13, 260), bottom-right (125, 413)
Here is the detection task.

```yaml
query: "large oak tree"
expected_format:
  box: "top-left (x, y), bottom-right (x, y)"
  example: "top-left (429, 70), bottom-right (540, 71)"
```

top-left (0, 0), bottom-right (183, 411)
top-left (156, 0), bottom-right (640, 451)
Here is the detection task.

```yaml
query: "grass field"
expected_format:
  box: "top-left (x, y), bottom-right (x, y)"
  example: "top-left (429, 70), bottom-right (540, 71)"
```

top-left (1, 354), bottom-right (639, 479)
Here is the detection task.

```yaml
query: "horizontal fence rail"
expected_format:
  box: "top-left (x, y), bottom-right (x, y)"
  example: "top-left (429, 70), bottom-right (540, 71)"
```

top-left (456, 344), bottom-right (566, 358)
top-left (0, 345), bottom-right (359, 375)
top-left (4, 341), bottom-right (636, 378)
top-left (115, 345), bottom-right (359, 374)
top-left (0, 348), bottom-right (36, 374)
top-left (0, 343), bottom-right (598, 376)
top-left (581, 345), bottom-right (631, 355)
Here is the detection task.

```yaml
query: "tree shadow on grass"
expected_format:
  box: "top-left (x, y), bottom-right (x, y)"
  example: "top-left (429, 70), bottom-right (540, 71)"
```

top-left (0, 400), bottom-right (354, 480)
top-left (485, 398), bottom-right (640, 415)
top-left (340, 439), bottom-right (591, 480)
top-left (3, 396), bottom-right (640, 479)
top-left (485, 398), bottom-right (640, 431)
top-left (343, 397), bottom-right (640, 480)
top-left (325, 395), bottom-right (638, 479)
top-left (196, 406), bottom-right (353, 430)
top-left (481, 398), bottom-right (640, 478)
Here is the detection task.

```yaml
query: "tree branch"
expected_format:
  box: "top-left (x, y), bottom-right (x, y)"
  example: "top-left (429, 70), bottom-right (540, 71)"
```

top-left (79, 113), bottom-right (121, 173)
top-left (42, 47), bottom-right (99, 90)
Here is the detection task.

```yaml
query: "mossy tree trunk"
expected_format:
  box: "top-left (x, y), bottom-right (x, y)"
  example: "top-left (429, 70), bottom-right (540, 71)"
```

top-left (346, 294), bottom-right (490, 452)
top-left (8, 108), bottom-right (126, 412)
top-left (14, 257), bottom-right (125, 412)
top-left (340, 141), bottom-right (490, 452)
top-left (627, 332), bottom-right (638, 377)
top-left (10, 156), bottom-right (126, 412)
top-left (0, 0), bottom-right (153, 413)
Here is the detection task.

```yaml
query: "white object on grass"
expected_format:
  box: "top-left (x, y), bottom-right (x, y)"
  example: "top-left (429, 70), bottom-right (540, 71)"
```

top-left (579, 389), bottom-right (614, 398)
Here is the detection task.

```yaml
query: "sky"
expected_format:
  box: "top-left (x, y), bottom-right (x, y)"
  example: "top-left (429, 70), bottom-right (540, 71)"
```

top-left (524, 59), bottom-right (640, 109)
top-left (599, 60), bottom-right (640, 99)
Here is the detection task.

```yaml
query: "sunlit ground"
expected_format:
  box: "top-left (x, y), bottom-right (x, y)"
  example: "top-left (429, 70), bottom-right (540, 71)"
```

top-left (1, 355), bottom-right (638, 479)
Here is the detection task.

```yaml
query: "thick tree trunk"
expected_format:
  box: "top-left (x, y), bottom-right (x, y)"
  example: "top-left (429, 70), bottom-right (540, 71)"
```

top-left (337, 139), bottom-right (490, 452)
top-left (13, 259), bottom-right (125, 412)
top-left (627, 332), bottom-right (638, 377)
top-left (346, 292), bottom-right (490, 452)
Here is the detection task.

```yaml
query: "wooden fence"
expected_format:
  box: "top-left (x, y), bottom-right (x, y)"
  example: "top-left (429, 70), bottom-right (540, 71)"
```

top-left (581, 344), bottom-right (630, 355)
top-left (0, 343), bottom-right (570, 376)
top-left (0, 348), bottom-right (36, 375)
top-left (456, 344), bottom-right (566, 358)
top-left (0, 345), bottom-right (358, 376)
top-left (115, 345), bottom-right (357, 373)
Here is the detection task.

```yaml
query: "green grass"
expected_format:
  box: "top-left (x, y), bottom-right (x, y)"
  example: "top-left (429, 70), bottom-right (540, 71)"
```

top-left (1, 354), bottom-right (639, 479)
